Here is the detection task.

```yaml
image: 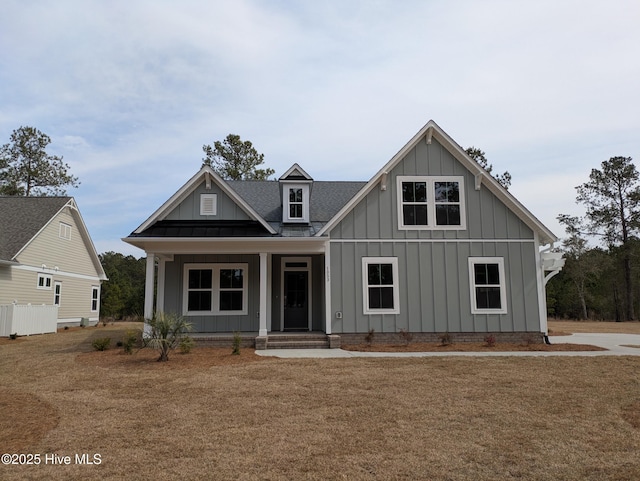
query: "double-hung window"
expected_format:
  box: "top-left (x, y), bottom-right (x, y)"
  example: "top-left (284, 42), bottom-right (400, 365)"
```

top-left (183, 264), bottom-right (248, 315)
top-left (469, 257), bottom-right (507, 314)
top-left (362, 257), bottom-right (400, 314)
top-left (91, 286), bottom-right (99, 312)
top-left (289, 188), bottom-right (303, 219)
top-left (282, 184), bottom-right (310, 223)
top-left (397, 176), bottom-right (465, 229)
top-left (54, 282), bottom-right (62, 306)
top-left (37, 273), bottom-right (52, 289)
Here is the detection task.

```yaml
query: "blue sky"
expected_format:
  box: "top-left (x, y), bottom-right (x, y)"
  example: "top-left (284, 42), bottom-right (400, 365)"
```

top-left (1, 0), bottom-right (639, 256)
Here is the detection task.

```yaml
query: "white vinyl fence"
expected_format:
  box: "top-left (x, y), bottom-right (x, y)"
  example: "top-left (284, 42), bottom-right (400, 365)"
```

top-left (0, 304), bottom-right (58, 336)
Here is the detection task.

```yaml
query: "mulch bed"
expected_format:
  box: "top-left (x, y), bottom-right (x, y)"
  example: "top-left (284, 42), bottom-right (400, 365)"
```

top-left (342, 342), bottom-right (606, 352)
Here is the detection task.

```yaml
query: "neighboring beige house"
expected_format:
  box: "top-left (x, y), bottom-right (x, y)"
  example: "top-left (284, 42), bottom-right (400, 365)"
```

top-left (0, 196), bottom-right (107, 329)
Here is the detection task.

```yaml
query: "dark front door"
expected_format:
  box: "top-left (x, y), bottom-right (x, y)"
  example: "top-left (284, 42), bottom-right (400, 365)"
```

top-left (284, 271), bottom-right (308, 330)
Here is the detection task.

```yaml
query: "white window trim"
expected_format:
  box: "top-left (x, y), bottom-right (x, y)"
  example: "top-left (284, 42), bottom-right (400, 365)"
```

top-left (183, 263), bottom-right (249, 316)
top-left (362, 257), bottom-right (400, 315)
top-left (200, 194), bottom-right (217, 216)
top-left (37, 273), bottom-right (52, 290)
top-left (54, 281), bottom-right (62, 306)
top-left (283, 183), bottom-right (310, 223)
top-left (59, 222), bottom-right (72, 240)
top-left (91, 286), bottom-right (100, 312)
top-left (468, 257), bottom-right (507, 315)
top-left (396, 176), bottom-right (466, 230)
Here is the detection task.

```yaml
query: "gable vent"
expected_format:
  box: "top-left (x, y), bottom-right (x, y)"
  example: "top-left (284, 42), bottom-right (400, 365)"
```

top-left (200, 194), bottom-right (217, 216)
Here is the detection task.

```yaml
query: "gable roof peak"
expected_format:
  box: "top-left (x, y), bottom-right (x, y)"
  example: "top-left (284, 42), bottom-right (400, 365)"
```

top-left (279, 163), bottom-right (313, 181)
top-left (132, 165), bottom-right (277, 235)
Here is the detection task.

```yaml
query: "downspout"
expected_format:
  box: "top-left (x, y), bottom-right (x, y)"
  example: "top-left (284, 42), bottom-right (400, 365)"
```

top-left (538, 242), bottom-right (566, 344)
top-left (533, 232), bottom-right (549, 340)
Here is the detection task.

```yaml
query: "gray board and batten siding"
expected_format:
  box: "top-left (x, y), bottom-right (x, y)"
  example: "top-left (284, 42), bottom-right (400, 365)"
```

top-left (165, 182), bottom-right (252, 221)
top-left (328, 137), bottom-right (541, 335)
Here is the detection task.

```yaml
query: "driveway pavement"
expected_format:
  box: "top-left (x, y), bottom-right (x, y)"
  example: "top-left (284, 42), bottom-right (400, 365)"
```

top-left (255, 333), bottom-right (640, 358)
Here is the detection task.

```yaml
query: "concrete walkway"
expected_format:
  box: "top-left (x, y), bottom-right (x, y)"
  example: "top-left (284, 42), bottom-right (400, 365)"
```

top-left (255, 333), bottom-right (640, 358)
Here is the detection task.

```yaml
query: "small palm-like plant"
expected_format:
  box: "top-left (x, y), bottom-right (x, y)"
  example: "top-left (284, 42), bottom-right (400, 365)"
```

top-left (145, 312), bottom-right (193, 362)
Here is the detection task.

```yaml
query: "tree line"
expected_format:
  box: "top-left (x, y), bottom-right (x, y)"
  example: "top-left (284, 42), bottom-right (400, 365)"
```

top-left (549, 156), bottom-right (639, 321)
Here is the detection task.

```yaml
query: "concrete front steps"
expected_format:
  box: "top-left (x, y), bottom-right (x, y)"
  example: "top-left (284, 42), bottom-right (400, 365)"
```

top-left (193, 332), bottom-right (341, 350)
top-left (257, 332), bottom-right (341, 350)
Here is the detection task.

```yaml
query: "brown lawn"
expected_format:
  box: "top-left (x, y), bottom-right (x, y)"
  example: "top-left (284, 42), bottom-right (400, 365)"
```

top-left (0, 322), bottom-right (639, 480)
top-left (549, 319), bottom-right (640, 335)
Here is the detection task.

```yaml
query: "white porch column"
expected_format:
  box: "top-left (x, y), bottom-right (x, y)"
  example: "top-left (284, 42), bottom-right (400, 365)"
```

top-left (324, 240), bottom-right (332, 335)
top-left (259, 252), bottom-right (268, 336)
top-left (144, 253), bottom-right (156, 320)
top-left (156, 256), bottom-right (166, 315)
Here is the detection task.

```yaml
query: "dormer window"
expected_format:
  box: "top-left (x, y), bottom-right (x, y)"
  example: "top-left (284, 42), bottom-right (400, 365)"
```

top-left (289, 188), bottom-right (303, 219)
top-left (280, 163), bottom-right (313, 224)
top-left (283, 184), bottom-right (310, 223)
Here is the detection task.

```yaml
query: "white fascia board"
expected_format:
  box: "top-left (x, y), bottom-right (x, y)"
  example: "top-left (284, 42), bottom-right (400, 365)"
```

top-left (122, 236), bottom-right (327, 255)
top-left (280, 163), bottom-right (313, 180)
top-left (134, 166), bottom-right (276, 235)
top-left (0, 259), bottom-right (20, 266)
top-left (66, 200), bottom-right (108, 280)
top-left (134, 169), bottom-right (205, 233)
top-left (429, 127), bottom-right (558, 246)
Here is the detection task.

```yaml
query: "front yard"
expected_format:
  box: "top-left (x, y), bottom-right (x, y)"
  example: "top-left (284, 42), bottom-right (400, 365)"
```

top-left (1, 322), bottom-right (639, 480)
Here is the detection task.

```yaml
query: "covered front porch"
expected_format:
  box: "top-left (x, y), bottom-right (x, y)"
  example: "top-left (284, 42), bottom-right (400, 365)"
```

top-left (139, 237), bottom-right (334, 336)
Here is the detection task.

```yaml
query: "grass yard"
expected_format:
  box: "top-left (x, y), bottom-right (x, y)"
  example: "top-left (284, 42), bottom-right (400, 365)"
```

top-left (1, 322), bottom-right (639, 480)
top-left (549, 319), bottom-right (640, 335)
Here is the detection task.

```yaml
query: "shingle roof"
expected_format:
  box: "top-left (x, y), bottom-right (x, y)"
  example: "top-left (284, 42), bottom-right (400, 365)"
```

top-left (227, 180), bottom-right (367, 223)
top-left (0, 196), bottom-right (71, 261)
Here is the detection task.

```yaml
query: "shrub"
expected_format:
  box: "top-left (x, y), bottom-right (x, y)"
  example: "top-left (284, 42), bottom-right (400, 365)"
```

top-left (398, 328), bottom-right (413, 346)
top-left (232, 332), bottom-right (241, 355)
top-left (439, 332), bottom-right (452, 346)
top-left (92, 337), bottom-right (111, 351)
top-left (365, 328), bottom-right (375, 346)
top-left (144, 312), bottom-right (193, 362)
top-left (484, 334), bottom-right (496, 347)
top-left (122, 330), bottom-right (140, 354)
top-left (179, 336), bottom-right (195, 354)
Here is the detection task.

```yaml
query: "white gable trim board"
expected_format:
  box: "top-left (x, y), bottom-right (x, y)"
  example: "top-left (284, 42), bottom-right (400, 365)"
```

top-left (317, 121), bottom-right (556, 245)
top-left (134, 166), bottom-right (277, 235)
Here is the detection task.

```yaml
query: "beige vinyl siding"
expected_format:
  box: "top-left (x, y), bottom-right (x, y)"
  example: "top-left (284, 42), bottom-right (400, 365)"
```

top-left (0, 267), bottom-right (35, 305)
top-left (16, 208), bottom-right (101, 278)
top-left (0, 267), bottom-right (99, 321)
top-left (52, 276), bottom-right (99, 321)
